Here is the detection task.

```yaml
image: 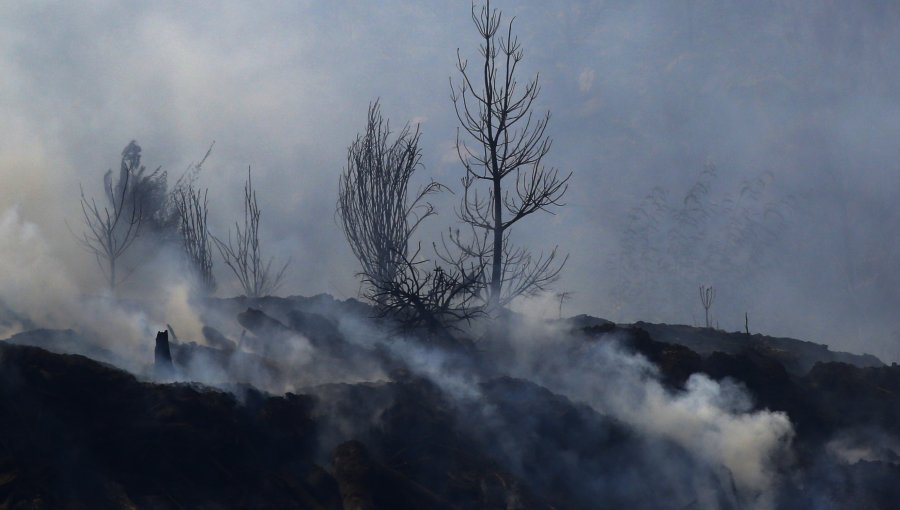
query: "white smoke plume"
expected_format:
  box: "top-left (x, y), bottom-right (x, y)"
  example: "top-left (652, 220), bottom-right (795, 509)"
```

top-left (0, 206), bottom-right (207, 372)
top-left (486, 311), bottom-right (795, 510)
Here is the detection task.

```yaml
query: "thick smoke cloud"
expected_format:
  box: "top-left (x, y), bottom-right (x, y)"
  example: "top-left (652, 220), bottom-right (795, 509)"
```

top-left (1, 3), bottom-right (898, 360)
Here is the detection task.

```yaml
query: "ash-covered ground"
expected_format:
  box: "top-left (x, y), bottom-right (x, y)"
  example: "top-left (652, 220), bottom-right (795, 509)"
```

top-left (1, 294), bottom-right (898, 509)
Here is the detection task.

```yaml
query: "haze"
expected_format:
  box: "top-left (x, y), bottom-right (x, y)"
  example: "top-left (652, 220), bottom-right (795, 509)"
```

top-left (1, 1), bottom-right (898, 359)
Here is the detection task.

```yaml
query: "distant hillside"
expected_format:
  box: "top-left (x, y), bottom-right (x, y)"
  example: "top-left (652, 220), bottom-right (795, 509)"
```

top-left (632, 321), bottom-right (884, 375)
top-left (564, 314), bottom-right (883, 375)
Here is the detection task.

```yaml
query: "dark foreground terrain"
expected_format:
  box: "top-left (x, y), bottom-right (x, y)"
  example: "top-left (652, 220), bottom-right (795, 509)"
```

top-left (1, 296), bottom-right (900, 509)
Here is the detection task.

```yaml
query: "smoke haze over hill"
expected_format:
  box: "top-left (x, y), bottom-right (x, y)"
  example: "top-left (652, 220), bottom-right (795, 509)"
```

top-left (1, 1), bottom-right (899, 359)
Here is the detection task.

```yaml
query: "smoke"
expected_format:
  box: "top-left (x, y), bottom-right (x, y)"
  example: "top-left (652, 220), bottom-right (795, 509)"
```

top-left (825, 429), bottom-right (900, 466)
top-left (0, 206), bottom-right (210, 372)
top-left (0, 204), bottom-right (814, 509)
top-left (0, 207), bottom-right (79, 338)
top-left (0, 203), bottom-right (794, 507)
top-left (0, 2), bottom-right (896, 504)
top-left (270, 296), bottom-right (793, 508)
top-left (2, 1), bottom-right (899, 358)
top-left (472, 315), bottom-right (791, 509)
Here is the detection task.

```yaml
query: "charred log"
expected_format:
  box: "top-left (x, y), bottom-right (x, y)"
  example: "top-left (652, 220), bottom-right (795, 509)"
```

top-left (202, 325), bottom-right (236, 351)
top-left (237, 307), bottom-right (291, 337)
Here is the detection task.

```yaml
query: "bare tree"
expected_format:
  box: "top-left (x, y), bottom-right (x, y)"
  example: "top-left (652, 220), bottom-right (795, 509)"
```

top-left (172, 141), bottom-right (215, 194)
top-left (75, 141), bottom-right (148, 291)
top-left (212, 167), bottom-right (288, 298)
top-left (173, 143), bottom-right (215, 293)
top-left (451, 0), bottom-right (571, 310)
top-left (174, 185), bottom-right (215, 293)
top-left (700, 284), bottom-right (715, 328)
top-left (338, 100), bottom-right (441, 296)
top-left (338, 101), bottom-right (485, 332)
top-left (556, 291), bottom-right (574, 319)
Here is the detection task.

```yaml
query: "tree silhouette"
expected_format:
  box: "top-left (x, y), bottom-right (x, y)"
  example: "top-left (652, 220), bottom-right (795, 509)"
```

top-left (172, 143), bottom-right (215, 293)
top-left (212, 167), bottom-right (288, 298)
top-left (338, 101), bottom-right (484, 332)
top-left (367, 247), bottom-right (485, 334)
top-left (338, 100), bottom-right (440, 299)
top-left (75, 141), bottom-right (151, 292)
top-left (700, 284), bottom-right (715, 328)
top-left (450, 0), bottom-right (571, 310)
top-left (174, 185), bottom-right (215, 293)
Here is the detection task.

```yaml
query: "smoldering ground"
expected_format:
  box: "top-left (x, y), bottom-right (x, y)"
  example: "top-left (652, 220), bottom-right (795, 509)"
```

top-left (3, 283), bottom-right (794, 509)
top-left (183, 302), bottom-right (798, 509)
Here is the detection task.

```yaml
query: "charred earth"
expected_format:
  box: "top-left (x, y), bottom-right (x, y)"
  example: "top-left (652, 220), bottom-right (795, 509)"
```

top-left (1, 296), bottom-right (899, 509)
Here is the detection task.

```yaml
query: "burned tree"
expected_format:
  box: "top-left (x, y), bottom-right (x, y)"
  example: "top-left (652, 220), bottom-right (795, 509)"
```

top-left (338, 101), bottom-right (483, 332)
top-left (173, 143), bottom-right (215, 292)
top-left (75, 141), bottom-right (148, 291)
top-left (700, 284), bottom-right (715, 328)
top-left (212, 167), bottom-right (289, 298)
top-left (367, 247), bottom-right (484, 334)
top-left (556, 291), bottom-right (574, 319)
top-left (450, 0), bottom-right (571, 310)
top-left (338, 100), bottom-right (440, 296)
top-left (174, 185), bottom-right (215, 293)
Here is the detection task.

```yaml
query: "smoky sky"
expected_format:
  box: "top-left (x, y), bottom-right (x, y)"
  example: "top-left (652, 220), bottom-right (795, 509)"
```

top-left (1, 1), bottom-right (899, 359)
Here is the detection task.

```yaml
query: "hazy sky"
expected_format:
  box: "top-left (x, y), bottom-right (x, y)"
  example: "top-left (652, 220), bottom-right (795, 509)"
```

top-left (1, 1), bottom-right (898, 358)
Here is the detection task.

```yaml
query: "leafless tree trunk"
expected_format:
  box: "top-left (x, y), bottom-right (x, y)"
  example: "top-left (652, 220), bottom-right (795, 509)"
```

top-left (556, 291), bottom-right (573, 319)
top-left (174, 185), bottom-right (215, 293)
top-left (700, 284), bottom-right (715, 328)
top-left (75, 141), bottom-right (146, 292)
top-left (212, 167), bottom-right (288, 298)
top-left (451, 0), bottom-right (571, 310)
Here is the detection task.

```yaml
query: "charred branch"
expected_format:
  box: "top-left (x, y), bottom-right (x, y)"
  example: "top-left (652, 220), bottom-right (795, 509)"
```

top-left (367, 246), bottom-right (486, 335)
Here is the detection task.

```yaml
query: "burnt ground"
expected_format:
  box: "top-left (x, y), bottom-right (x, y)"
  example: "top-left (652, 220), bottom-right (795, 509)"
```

top-left (1, 296), bottom-right (899, 509)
